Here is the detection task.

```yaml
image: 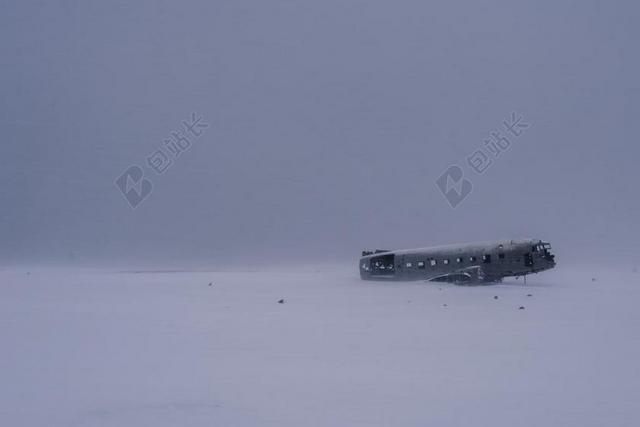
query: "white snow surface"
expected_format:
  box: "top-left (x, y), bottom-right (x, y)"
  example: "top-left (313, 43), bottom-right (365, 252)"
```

top-left (1, 265), bottom-right (639, 427)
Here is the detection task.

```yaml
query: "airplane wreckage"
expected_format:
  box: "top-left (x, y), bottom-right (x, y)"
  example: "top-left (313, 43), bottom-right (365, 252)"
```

top-left (360, 239), bottom-right (556, 283)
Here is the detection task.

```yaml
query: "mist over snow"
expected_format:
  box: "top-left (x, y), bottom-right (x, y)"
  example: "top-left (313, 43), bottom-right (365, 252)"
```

top-left (1, 1), bottom-right (639, 426)
top-left (2, 266), bottom-right (640, 427)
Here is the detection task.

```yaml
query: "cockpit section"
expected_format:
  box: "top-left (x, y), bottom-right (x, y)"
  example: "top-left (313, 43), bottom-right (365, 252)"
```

top-left (533, 241), bottom-right (556, 263)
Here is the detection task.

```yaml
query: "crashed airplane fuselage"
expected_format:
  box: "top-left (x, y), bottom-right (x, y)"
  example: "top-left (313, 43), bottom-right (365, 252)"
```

top-left (360, 239), bottom-right (556, 283)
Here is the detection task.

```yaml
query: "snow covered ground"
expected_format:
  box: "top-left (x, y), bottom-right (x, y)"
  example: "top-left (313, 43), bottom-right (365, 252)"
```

top-left (1, 264), bottom-right (639, 426)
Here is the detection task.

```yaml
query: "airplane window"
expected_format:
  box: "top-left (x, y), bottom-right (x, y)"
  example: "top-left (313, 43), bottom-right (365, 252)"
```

top-left (430, 259), bottom-right (437, 266)
top-left (406, 262), bottom-right (412, 268)
top-left (443, 259), bottom-right (449, 265)
top-left (483, 254), bottom-right (491, 263)
top-left (469, 256), bottom-right (476, 262)
top-left (456, 257), bottom-right (463, 263)
top-left (498, 253), bottom-right (505, 259)
top-left (418, 261), bottom-right (425, 269)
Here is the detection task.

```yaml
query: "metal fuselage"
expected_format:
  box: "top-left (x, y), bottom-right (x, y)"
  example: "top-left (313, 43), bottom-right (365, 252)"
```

top-left (359, 239), bottom-right (556, 283)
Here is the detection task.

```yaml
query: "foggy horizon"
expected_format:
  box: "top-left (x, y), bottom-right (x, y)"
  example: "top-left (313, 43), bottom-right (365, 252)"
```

top-left (2, 1), bottom-right (638, 267)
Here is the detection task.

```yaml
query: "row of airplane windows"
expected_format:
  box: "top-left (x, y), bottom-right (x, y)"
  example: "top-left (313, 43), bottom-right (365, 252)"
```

top-left (404, 253), bottom-right (506, 269)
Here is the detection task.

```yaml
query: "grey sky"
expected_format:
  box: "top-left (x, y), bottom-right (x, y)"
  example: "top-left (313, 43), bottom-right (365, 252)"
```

top-left (1, 1), bottom-right (638, 266)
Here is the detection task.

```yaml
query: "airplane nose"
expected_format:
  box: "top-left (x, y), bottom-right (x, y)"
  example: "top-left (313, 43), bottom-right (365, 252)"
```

top-left (545, 254), bottom-right (556, 269)
top-left (543, 248), bottom-right (555, 264)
